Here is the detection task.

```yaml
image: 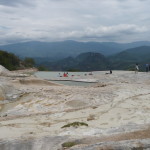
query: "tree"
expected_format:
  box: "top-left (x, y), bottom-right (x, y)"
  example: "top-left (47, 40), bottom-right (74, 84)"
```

top-left (37, 65), bottom-right (49, 71)
top-left (24, 57), bottom-right (35, 67)
top-left (0, 50), bottom-right (20, 70)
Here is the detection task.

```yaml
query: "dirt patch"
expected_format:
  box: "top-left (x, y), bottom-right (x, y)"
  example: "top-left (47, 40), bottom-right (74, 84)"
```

top-left (93, 83), bottom-right (108, 88)
top-left (0, 97), bottom-right (5, 101)
top-left (0, 89), bottom-right (6, 101)
top-left (87, 114), bottom-right (96, 121)
top-left (40, 122), bottom-right (51, 127)
top-left (0, 105), bottom-right (2, 111)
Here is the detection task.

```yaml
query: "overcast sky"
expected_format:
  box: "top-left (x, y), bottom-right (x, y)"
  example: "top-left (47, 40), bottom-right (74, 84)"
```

top-left (0, 0), bottom-right (150, 45)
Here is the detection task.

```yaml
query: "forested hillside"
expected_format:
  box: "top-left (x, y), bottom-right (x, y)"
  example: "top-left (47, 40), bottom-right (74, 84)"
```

top-left (109, 46), bottom-right (150, 71)
top-left (0, 50), bottom-right (35, 70)
top-left (42, 52), bottom-right (110, 71)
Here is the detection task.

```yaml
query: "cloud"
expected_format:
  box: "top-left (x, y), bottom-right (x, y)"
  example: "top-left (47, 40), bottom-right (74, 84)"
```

top-left (0, 0), bottom-right (33, 7)
top-left (0, 0), bottom-right (150, 44)
top-left (53, 24), bottom-right (148, 42)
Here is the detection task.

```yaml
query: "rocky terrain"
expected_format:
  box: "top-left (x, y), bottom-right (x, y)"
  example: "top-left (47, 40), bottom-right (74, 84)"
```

top-left (0, 65), bottom-right (150, 150)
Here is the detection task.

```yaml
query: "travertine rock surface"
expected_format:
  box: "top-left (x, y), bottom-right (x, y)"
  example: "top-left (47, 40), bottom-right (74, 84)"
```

top-left (0, 68), bottom-right (150, 150)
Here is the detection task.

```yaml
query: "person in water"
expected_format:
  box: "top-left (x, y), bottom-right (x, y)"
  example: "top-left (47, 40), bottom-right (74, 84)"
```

top-left (58, 73), bottom-right (61, 77)
top-left (63, 72), bottom-right (68, 77)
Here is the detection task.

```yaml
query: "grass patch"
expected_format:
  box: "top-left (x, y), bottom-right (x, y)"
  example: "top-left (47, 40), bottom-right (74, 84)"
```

top-left (62, 141), bottom-right (77, 148)
top-left (61, 121), bottom-right (88, 128)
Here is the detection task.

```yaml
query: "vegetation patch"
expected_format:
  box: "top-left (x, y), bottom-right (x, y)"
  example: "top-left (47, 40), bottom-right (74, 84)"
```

top-left (0, 50), bottom-right (35, 70)
top-left (62, 141), bottom-right (77, 148)
top-left (61, 121), bottom-right (88, 128)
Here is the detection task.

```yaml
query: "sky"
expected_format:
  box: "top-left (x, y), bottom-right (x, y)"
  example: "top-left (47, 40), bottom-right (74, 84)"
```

top-left (0, 0), bottom-right (150, 45)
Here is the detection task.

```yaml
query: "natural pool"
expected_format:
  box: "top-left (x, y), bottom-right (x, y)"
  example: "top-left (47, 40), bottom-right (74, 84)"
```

top-left (34, 71), bottom-right (97, 86)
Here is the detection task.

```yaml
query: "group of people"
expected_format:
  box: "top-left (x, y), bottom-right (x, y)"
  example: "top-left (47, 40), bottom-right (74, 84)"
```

top-left (58, 72), bottom-right (94, 77)
top-left (63, 72), bottom-right (68, 77)
top-left (57, 63), bottom-right (150, 77)
top-left (135, 63), bottom-right (150, 73)
top-left (58, 72), bottom-right (68, 77)
top-left (105, 69), bottom-right (112, 74)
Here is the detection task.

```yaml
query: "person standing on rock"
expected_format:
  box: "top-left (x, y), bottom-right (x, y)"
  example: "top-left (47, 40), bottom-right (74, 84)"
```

top-left (145, 64), bottom-right (149, 72)
top-left (110, 69), bottom-right (112, 74)
top-left (135, 63), bottom-right (139, 73)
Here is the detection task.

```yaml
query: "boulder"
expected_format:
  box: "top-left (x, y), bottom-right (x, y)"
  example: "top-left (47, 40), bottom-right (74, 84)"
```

top-left (0, 65), bottom-right (9, 76)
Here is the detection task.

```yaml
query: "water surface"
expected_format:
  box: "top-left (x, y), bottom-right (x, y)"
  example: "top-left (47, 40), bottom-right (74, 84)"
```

top-left (34, 71), bottom-right (96, 86)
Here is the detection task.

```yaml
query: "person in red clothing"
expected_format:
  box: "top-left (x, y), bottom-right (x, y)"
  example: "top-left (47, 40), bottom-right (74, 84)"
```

top-left (63, 72), bottom-right (68, 77)
top-left (63, 72), bottom-right (66, 77)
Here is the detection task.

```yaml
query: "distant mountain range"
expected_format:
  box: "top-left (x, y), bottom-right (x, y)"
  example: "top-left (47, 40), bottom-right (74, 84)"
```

top-left (1, 40), bottom-right (150, 61)
top-left (42, 46), bottom-right (150, 71)
top-left (0, 40), bottom-right (150, 71)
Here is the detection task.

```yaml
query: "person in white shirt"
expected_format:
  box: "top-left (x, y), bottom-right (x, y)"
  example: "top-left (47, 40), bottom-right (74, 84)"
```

top-left (135, 63), bottom-right (139, 73)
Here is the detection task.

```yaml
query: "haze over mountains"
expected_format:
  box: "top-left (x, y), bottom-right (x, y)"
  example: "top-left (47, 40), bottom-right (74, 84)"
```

top-left (1, 40), bottom-right (150, 60)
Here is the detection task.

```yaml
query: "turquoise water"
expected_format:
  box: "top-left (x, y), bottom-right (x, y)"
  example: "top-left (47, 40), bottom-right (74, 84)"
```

top-left (34, 71), bottom-right (96, 86)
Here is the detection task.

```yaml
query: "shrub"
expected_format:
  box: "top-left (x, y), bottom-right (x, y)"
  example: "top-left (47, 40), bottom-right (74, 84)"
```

top-left (61, 121), bottom-right (88, 128)
top-left (62, 141), bottom-right (77, 148)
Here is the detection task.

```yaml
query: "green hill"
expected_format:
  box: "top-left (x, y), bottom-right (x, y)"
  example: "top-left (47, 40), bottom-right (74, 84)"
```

top-left (0, 50), bottom-right (20, 70)
top-left (0, 50), bottom-right (35, 70)
top-left (43, 52), bottom-right (110, 71)
top-left (109, 46), bottom-right (150, 71)
top-left (75, 52), bottom-right (110, 71)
